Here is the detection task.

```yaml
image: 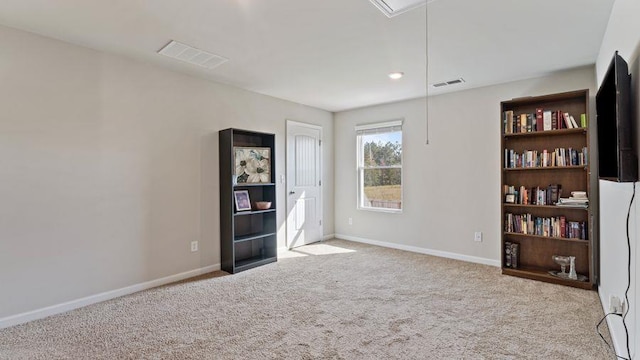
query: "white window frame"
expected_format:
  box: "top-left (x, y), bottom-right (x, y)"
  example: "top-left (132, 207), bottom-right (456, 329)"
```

top-left (356, 119), bottom-right (403, 213)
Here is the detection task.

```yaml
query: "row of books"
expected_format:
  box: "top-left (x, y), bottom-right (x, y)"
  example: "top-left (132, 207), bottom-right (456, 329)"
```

top-left (505, 213), bottom-right (588, 240)
top-left (503, 184), bottom-right (561, 205)
top-left (504, 147), bottom-right (587, 169)
top-left (503, 109), bottom-right (587, 134)
top-left (504, 241), bottom-right (519, 269)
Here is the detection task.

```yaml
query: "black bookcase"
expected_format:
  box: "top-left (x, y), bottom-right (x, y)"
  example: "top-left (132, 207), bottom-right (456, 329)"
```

top-left (219, 128), bottom-right (277, 273)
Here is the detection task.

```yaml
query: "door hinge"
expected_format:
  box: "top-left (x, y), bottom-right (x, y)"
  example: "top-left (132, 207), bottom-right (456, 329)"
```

top-left (319, 140), bottom-right (322, 146)
top-left (319, 180), bottom-right (322, 186)
top-left (319, 219), bottom-right (322, 226)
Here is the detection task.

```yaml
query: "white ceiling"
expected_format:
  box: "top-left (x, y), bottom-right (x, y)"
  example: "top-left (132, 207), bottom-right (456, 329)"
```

top-left (0, 0), bottom-right (615, 112)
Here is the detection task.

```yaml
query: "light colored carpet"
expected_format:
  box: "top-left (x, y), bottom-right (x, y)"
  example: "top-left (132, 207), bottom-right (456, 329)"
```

top-left (0, 240), bottom-right (614, 359)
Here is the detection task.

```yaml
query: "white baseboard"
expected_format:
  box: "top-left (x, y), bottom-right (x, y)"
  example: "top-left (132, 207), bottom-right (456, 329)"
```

top-left (597, 288), bottom-right (627, 358)
top-left (0, 263), bottom-right (220, 329)
top-left (335, 234), bottom-right (500, 267)
top-left (323, 233), bottom-right (336, 241)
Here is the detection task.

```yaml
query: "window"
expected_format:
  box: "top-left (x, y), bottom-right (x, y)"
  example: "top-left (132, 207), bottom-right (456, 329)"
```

top-left (356, 120), bottom-right (403, 212)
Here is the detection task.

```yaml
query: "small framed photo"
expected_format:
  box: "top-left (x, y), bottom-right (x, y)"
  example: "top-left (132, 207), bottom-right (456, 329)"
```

top-left (505, 194), bottom-right (515, 204)
top-left (234, 190), bottom-right (251, 211)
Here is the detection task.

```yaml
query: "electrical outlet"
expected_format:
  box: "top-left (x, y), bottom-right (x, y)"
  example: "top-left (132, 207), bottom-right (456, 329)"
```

top-left (348, 217), bottom-right (353, 225)
top-left (474, 231), bottom-right (483, 242)
top-left (609, 295), bottom-right (623, 314)
top-left (190, 241), bottom-right (199, 252)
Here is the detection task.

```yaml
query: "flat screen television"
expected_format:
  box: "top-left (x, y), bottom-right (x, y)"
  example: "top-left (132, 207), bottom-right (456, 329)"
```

top-left (596, 51), bottom-right (637, 182)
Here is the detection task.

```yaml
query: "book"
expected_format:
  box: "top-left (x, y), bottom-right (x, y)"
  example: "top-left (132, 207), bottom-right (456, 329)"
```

top-left (520, 114), bottom-right (527, 133)
top-left (551, 112), bottom-right (558, 129)
top-left (536, 108), bottom-right (543, 131)
top-left (506, 110), bottom-right (514, 134)
top-left (505, 241), bottom-right (512, 268)
top-left (510, 243), bottom-right (519, 269)
top-left (580, 113), bottom-right (587, 127)
top-left (570, 115), bottom-right (578, 128)
top-left (543, 110), bottom-right (552, 131)
top-left (563, 112), bottom-right (574, 129)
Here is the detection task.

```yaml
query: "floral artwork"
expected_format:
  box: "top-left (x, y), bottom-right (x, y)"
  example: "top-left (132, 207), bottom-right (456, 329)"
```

top-left (234, 147), bottom-right (271, 183)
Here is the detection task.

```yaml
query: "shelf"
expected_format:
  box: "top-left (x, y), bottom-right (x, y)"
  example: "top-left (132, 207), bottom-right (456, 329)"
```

top-left (502, 267), bottom-right (592, 290)
top-left (503, 204), bottom-right (588, 211)
top-left (221, 128), bottom-right (277, 274)
top-left (500, 89), bottom-right (594, 289)
top-left (234, 255), bottom-right (277, 272)
top-left (504, 165), bottom-right (586, 171)
top-left (234, 209), bottom-right (275, 216)
top-left (503, 128), bottom-right (587, 138)
top-left (234, 183), bottom-right (276, 187)
top-left (504, 232), bottom-right (589, 244)
top-left (234, 231), bottom-right (277, 243)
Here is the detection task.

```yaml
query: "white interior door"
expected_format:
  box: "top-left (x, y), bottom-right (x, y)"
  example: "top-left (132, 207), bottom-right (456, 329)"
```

top-left (286, 121), bottom-right (322, 249)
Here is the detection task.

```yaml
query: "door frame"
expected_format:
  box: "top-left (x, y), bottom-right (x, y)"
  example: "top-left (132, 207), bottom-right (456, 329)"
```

top-left (285, 120), bottom-right (323, 249)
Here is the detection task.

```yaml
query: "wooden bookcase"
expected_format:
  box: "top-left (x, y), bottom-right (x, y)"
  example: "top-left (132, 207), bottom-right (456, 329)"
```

top-left (219, 128), bottom-right (277, 274)
top-left (500, 90), bottom-right (595, 289)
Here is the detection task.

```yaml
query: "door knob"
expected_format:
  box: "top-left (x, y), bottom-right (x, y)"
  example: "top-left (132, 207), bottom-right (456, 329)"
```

top-left (289, 191), bottom-right (296, 195)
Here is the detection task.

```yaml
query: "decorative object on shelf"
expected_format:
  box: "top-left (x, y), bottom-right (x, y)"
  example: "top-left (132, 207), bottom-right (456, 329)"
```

top-left (234, 190), bottom-right (251, 211)
top-left (234, 147), bottom-right (271, 183)
top-left (549, 255), bottom-right (588, 282)
top-left (552, 255), bottom-right (571, 276)
top-left (253, 201), bottom-right (272, 210)
top-left (568, 256), bottom-right (577, 280)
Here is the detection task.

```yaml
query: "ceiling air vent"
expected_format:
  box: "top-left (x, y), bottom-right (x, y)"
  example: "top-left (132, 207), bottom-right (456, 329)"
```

top-left (369, 0), bottom-right (427, 18)
top-left (430, 78), bottom-right (465, 88)
top-left (158, 40), bottom-right (228, 70)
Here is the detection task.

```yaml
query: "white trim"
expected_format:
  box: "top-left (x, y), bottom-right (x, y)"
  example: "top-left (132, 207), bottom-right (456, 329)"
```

top-left (598, 289), bottom-right (627, 357)
top-left (322, 233), bottom-right (335, 241)
top-left (335, 234), bottom-right (500, 267)
top-left (356, 120), bottom-right (403, 212)
top-left (0, 263), bottom-right (220, 329)
top-left (355, 119), bottom-right (403, 131)
top-left (286, 120), bottom-right (322, 131)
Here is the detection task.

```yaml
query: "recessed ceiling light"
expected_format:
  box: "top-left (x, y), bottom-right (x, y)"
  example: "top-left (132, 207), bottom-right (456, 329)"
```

top-left (389, 72), bottom-right (404, 80)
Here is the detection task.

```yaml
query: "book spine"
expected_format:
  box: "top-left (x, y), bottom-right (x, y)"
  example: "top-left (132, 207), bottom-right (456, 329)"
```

top-left (563, 112), bottom-right (573, 129)
top-left (536, 108), bottom-right (543, 132)
top-left (505, 241), bottom-right (512, 268)
top-left (510, 243), bottom-right (519, 269)
top-left (543, 110), bottom-right (552, 131)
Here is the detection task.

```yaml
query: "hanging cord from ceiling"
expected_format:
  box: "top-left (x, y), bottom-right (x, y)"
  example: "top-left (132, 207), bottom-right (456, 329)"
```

top-left (425, 1), bottom-right (429, 145)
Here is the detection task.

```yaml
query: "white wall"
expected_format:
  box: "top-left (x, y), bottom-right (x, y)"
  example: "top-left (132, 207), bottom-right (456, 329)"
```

top-left (334, 67), bottom-right (596, 266)
top-left (0, 25), bottom-right (334, 320)
top-left (596, 0), bottom-right (640, 356)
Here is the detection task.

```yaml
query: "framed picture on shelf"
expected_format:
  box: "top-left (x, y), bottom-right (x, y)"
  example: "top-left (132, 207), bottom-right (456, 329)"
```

top-left (234, 190), bottom-right (251, 211)
top-left (234, 147), bottom-right (271, 183)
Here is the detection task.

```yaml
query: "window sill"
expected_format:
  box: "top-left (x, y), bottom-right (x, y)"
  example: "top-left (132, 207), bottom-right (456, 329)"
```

top-left (357, 206), bottom-right (402, 214)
